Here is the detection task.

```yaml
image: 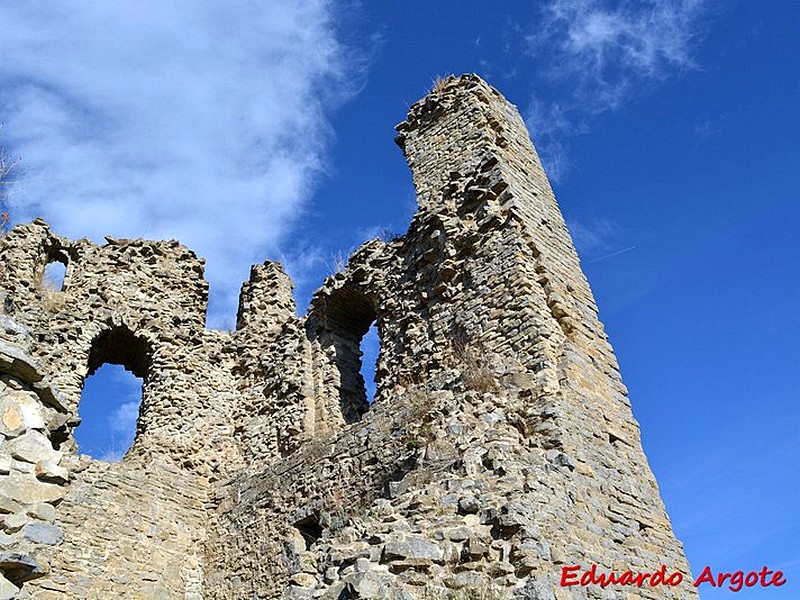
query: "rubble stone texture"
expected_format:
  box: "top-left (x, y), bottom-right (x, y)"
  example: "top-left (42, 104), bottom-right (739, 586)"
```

top-left (0, 75), bottom-right (696, 598)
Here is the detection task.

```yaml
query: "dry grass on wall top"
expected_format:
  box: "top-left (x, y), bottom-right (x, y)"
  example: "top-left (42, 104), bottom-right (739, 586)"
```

top-left (431, 74), bottom-right (454, 94)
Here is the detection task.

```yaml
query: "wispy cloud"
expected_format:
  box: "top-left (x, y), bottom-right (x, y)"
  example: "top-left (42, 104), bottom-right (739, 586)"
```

top-left (0, 1), bottom-right (361, 325)
top-left (102, 398), bottom-right (141, 461)
top-left (525, 99), bottom-right (583, 182)
top-left (108, 400), bottom-right (140, 436)
top-left (525, 0), bottom-right (709, 178)
top-left (533, 0), bottom-right (706, 109)
top-left (567, 217), bottom-right (637, 263)
top-left (102, 368), bottom-right (142, 461)
top-left (568, 217), bottom-right (618, 253)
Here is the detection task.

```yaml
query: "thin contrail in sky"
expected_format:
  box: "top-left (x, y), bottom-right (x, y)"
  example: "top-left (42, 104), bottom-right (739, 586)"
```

top-left (586, 245), bottom-right (637, 264)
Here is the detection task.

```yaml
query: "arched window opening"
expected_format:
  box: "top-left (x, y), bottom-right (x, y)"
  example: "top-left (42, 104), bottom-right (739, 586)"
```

top-left (361, 322), bottom-right (380, 404)
top-left (293, 514), bottom-right (322, 551)
top-left (74, 364), bottom-right (142, 461)
top-left (75, 327), bottom-right (151, 461)
top-left (42, 257), bottom-right (67, 292)
top-left (320, 286), bottom-right (379, 423)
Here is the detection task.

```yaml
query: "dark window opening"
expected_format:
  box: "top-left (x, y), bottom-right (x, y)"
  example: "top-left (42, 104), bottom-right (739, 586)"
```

top-left (75, 327), bottom-right (151, 461)
top-left (87, 327), bottom-right (151, 378)
top-left (294, 514), bottom-right (322, 550)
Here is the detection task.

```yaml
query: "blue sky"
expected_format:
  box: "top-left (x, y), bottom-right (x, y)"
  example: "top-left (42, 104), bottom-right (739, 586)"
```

top-left (1, 1), bottom-right (797, 596)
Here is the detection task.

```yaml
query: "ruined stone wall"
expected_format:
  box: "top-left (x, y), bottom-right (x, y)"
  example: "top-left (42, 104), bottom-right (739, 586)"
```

top-left (0, 75), bottom-right (695, 599)
top-left (0, 221), bottom-right (245, 474)
top-left (203, 75), bottom-right (697, 599)
top-left (0, 325), bottom-right (72, 597)
top-left (232, 261), bottom-right (314, 460)
top-left (0, 225), bottom-right (244, 597)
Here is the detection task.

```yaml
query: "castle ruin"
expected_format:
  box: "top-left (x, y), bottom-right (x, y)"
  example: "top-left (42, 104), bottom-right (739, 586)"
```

top-left (0, 75), bottom-right (696, 599)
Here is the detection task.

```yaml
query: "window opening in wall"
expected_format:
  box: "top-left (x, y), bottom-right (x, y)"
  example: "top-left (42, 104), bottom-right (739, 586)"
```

top-left (75, 326), bottom-right (150, 461)
top-left (74, 364), bottom-right (142, 461)
top-left (320, 287), bottom-right (379, 422)
top-left (360, 321), bottom-right (380, 404)
top-left (293, 514), bottom-right (322, 551)
top-left (42, 259), bottom-right (66, 291)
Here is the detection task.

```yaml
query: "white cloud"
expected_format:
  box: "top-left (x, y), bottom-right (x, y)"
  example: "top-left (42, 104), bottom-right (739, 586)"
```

top-left (525, 98), bottom-right (581, 182)
top-left (108, 400), bottom-right (140, 436)
top-left (532, 0), bottom-right (705, 109)
top-left (0, 1), bottom-right (360, 325)
top-left (567, 218), bottom-right (619, 255)
top-left (525, 0), bottom-right (708, 179)
top-left (96, 399), bottom-right (140, 462)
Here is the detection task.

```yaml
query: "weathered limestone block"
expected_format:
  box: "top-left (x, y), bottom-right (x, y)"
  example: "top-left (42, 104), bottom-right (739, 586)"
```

top-left (2, 473), bottom-right (66, 506)
top-left (22, 523), bottom-right (62, 546)
top-left (383, 537), bottom-right (445, 563)
top-left (0, 574), bottom-right (16, 600)
top-left (7, 432), bottom-right (60, 465)
top-left (33, 460), bottom-right (69, 485)
top-left (1, 391), bottom-right (46, 438)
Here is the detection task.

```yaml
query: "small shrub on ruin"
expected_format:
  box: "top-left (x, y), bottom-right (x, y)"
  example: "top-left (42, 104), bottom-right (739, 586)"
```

top-left (450, 331), bottom-right (498, 393)
top-left (431, 74), bottom-right (453, 95)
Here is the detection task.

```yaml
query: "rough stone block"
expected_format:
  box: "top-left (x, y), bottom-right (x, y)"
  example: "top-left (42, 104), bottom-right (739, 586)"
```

top-left (2, 472), bottom-right (66, 505)
top-left (34, 460), bottom-right (69, 485)
top-left (0, 574), bottom-right (18, 600)
top-left (383, 537), bottom-right (444, 563)
top-left (1, 512), bottom-right (29, 533)
top-left (0, 391), bottom-right (45, 435)
top-left (26, 503), bottom-right (56, 523)
top-left (8, 432), bottom-right (60, 465)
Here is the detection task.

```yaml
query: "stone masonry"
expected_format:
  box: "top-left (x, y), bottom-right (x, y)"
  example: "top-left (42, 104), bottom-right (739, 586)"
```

top-left (0, 75), bottom-right (697, 598)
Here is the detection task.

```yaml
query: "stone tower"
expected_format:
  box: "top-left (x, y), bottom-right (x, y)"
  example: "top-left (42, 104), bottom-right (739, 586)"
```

top-left (0, 75), bottom-right (696, 598)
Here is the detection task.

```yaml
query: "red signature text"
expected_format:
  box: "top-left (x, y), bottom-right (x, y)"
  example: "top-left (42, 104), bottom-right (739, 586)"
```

top-left (561, 564), bottom-right (788, 592)
top-left (560, 564), bottom-right (683, 588)
top-left (693, 566), bottom-right (786, 592)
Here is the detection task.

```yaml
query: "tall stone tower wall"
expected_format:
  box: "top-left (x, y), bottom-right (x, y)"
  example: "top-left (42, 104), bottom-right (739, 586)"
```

top-left (203, 76), bottom-right (695, 599)
top-left (0, 75), bottom-right (695, 599)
